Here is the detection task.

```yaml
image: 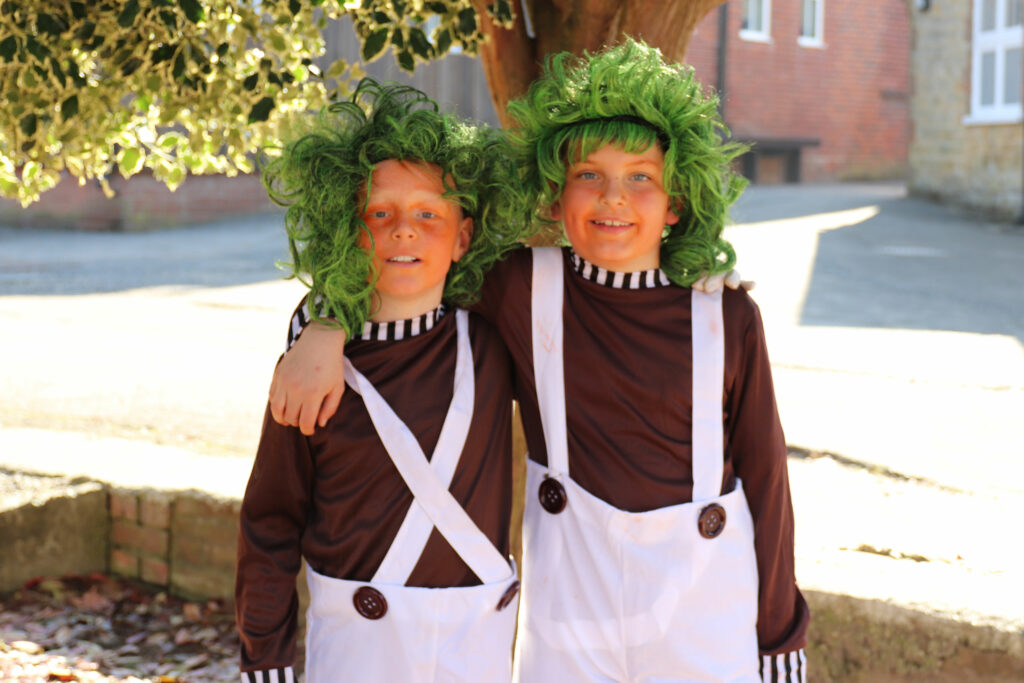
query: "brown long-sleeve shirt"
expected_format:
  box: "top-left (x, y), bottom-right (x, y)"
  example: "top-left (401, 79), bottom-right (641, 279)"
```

top-left (471, 247), bottom-right (809, 656)
top-left (235, 309), bottom-right (515, 673)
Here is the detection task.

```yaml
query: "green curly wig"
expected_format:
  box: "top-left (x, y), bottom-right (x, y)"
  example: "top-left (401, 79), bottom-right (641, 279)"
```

top-left (262, 78), bottom-right (532, 336)
top-left (506, 38), bottom-right (748, 286)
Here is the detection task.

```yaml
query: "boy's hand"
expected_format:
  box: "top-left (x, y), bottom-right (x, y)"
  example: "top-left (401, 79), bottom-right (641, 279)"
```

top-left (269, 323), bottom-right (348, 436)
top-left (692, 269), bottom-right (755, 293)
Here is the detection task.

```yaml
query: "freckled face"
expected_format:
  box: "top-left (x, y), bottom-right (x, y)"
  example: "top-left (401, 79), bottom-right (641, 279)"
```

top-left (358, 160), bottom-right (472, 321)
top-left (552, 142), bottom-right (679, 272)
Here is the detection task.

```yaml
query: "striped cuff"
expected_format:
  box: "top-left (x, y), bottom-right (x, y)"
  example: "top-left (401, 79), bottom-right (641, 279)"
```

top-left (241, 667), bottom-right (295, 683)
top-left (760, 649), bottom-right (806, 683)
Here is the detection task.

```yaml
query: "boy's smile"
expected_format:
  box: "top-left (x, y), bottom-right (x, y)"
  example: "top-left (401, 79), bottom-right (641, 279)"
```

top-left (553, 143), bottom-right (679, 272)
top-left (359, 160), bottom-right (472, 322)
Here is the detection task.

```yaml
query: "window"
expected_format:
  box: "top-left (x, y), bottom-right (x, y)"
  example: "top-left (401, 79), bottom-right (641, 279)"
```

top-left (799, 0), bottom-right (824, 47)
top-left (969, 0), bottom-right (1023, 123)
top-left (740, 0), bottom-right (772, 42)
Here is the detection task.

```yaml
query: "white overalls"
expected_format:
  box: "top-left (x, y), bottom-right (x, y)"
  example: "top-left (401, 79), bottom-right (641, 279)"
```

top-left (515, 249), bottom-right (761, 682)
top-left (303, 310), bottom-right (521, 682)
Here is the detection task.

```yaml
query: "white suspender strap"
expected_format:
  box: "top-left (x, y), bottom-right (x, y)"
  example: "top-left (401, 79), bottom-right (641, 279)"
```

top-left (345, 310), bottom-right (509, 584)
top-left (530, 248), bottom-right (570, 475)
top-left (690, 288), bottom-right (725, 502)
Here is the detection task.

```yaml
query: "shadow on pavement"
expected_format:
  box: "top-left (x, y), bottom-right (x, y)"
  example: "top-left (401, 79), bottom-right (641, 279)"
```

top-left (795, 192), bottom-right (1024, 343)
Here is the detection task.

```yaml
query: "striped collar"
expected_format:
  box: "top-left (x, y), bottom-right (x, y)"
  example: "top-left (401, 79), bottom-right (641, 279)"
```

top-left (569, 251), bottom-right (671, 289)
top-left (356, 305), bottom-right (448, 342)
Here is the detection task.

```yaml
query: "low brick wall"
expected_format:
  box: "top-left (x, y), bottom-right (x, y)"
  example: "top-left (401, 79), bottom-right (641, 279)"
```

top-left (107, 488), bottom-right (241, 601)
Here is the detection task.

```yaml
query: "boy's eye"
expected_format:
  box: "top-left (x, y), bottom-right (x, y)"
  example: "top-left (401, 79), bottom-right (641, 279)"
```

top-left (630, 173), bottom-right (652, 182)
top-left (369, 210), bottom-right (389, 219)
top-left (576, 170), bottom-right (598, 180)
top-left (418, 210), bottom-right (438, 219)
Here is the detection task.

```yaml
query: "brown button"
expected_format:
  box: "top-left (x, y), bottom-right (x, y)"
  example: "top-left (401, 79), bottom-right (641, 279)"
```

top-left (698, 503), bottom-right (727, 539)
top-left (353, 586), bottom-right (387, 619)
top-left (496, 580), bottom-right (520, 611)
top-left (539, 478), bottom-right (567, 514)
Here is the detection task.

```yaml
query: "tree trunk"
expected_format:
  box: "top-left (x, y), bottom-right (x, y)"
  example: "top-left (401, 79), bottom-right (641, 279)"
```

top-left (476, 0), bottom-right (726, 127)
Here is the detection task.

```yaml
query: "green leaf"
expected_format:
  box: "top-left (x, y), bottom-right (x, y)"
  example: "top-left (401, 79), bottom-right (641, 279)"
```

top-left (69, 66), bottom-right (86, 87)
top-left (118, 148), bottom-right (144, 177)
top-left (158, 132), bottom-right (183, 149)
top-left (160, 9), bottom-right (178, 29)
top-left (152, 43), bottom-right (175, 64)
top-left (61, 95), bottom-right (78, 120)
top-left (289, 0), bottom-right (300, 14)
top-left (179, 0), bottom-right (204, 23)
top-left (457, 7), bottom-right (477, 34)
top-left (408, 28), bottom-right (431, 59)
top-left (121, 57), bottom-right (143, 76)
top-left (435, 28), bottom-right (451, 55)
top-left (391, 29), bottom-right (404, 49)
top-left (243, 73), bottom-right (258, 90)
top-left (25, 37), bottom-right (51, 62)
top-left (73, 20), bottom-right (96, 41)
top-left (216, 42), bottom-right (229, 57)
top-left (325, 58), bottom-right (348, 79)
top-left (248, 96), bottom-right (274, 123)
top-left (396, 50), bottom-right (414, 72)
top-left (37, 13), bottom-right (69, 35)
top-left (19, 113), bottom-right (37, 137)
top-left (0, 35), bottom-right (16, 61)
top-left (361, 28), bottom-right (389, 61)
top-left (50, 57), bottom-right (67, 86)
top-left (118, 0), bottom-right (140, 27)
top-left (173, 51), bottom-right (186, 78)
top-left (70, 2), bottom-right (86, 19)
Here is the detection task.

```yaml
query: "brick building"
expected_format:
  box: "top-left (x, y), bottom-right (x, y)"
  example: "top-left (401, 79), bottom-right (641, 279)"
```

top-left (907, 0), bottom-right (1023, 219)
top-left (686, 0), bottom-right (911, 183)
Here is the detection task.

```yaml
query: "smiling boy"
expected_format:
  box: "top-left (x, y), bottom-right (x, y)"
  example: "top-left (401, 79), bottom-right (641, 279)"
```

top-left (272, 41), bottom-right (809, 682)
top-left (235, 80), bottom-right (530, 682)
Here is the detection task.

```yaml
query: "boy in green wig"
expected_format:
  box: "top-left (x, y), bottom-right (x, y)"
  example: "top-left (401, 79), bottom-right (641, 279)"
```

top-left (271, 40), bottom-right (809, 682)
top-left (236, 79), bottom-right (530, 682)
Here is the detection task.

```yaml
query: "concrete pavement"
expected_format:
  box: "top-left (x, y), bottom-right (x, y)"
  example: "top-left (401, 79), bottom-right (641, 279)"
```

top-left (2, 183), bottom-right (1023, 676)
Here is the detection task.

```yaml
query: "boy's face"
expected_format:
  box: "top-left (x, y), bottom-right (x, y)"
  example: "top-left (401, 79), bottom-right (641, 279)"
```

top-left (359, 160), bottom-right (473, 321)
top-left (552, 142), bottom-right (679, 272)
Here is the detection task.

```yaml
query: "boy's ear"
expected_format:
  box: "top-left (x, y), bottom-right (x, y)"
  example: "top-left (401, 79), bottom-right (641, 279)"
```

top-left (550, 200), bottom-right (562, 222)
top-left (451, 216), bottom-right (473, 262)
top-left (665, 198), bottom-right (683, 226)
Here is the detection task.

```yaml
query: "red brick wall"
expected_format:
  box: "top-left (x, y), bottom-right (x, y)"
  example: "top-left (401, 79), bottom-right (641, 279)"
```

top-left (0, 171), bottom-right (276, 231)
top-left (686, 0), bottom-right (911, 181)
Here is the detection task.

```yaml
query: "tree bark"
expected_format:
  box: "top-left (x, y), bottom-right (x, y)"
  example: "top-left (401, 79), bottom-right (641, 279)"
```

top-left (476, 0), bottom-right (726, 127)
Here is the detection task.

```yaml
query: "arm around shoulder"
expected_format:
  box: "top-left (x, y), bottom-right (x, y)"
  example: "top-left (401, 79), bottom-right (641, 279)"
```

top-left (269, 297), bottom-right (348, 436)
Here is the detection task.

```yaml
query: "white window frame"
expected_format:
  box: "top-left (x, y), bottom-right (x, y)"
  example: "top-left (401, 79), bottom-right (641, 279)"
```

top-left (740, 0), bottom-right (772, 43)
top-left (798, 0), bottom-right (825, 48)
top-left (966, 0), bottom-right (1023, 125)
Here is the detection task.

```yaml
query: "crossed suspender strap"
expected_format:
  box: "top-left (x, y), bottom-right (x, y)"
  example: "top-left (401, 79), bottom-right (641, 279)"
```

top-left (343, 309), bottom-right (510, 585)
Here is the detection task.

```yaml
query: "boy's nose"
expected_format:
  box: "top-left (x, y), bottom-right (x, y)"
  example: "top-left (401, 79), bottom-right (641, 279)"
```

top-left (391, 215), bottom-right (417, 239)
top-left (599, 178), bottom-right (627, 205)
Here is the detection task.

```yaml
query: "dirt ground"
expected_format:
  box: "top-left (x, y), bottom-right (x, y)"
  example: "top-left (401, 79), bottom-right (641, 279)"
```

top-left (0, 574), bottom-right (238, 682)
